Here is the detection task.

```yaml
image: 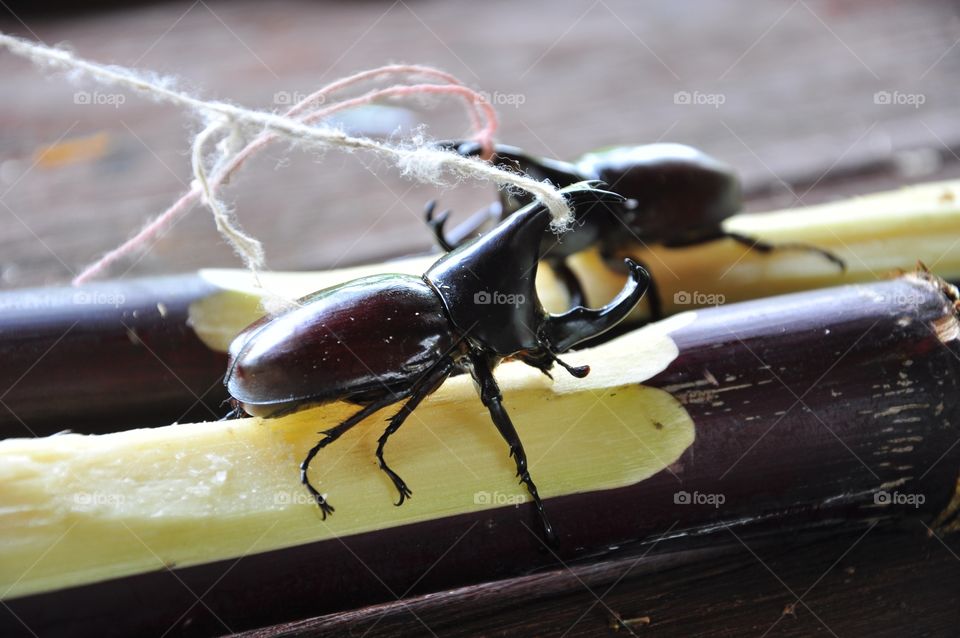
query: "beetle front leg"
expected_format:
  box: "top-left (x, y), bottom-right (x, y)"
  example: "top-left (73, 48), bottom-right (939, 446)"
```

top-left (469, 352), bottom-right (558, 547)
top-left (218, 398), bottom-right (245, 421)
top-left (723, 231), bottom-right (846, 271)
top-left (376, 358), bottom-right (455, 506)
top-left (301, 391), bottom-right (410, 519)
top-left (424, 201), bottom-right (456, 252)
top-left (424, 200), bottom-right (502, 252)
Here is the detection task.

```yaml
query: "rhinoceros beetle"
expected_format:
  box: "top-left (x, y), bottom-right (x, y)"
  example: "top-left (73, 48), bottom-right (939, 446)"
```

top-left (427, 141), bottom-right (844, 317)
top-left (223, 181), bottom-right (650, 545)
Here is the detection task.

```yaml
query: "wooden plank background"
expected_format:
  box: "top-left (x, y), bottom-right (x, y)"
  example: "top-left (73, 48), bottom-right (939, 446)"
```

top-left (1, 0), bottom-right (960, 288)
top-left (2, 2), bottom-right (960, 637)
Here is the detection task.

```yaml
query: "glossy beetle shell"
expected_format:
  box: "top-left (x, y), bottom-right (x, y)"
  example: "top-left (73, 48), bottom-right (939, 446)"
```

top-left (443, 140), bottom-right (743, 257)
top-left (226, 274), bottom-right (456, 416)
top-left (221, 182), bottom-right (649, 545)
top-left (576, 143), bottom-right (741, 246)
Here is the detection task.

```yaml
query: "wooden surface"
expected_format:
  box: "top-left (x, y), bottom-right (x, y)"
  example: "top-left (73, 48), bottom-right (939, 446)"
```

top-left (238, 525), bottom-right (960, 638)
top-left (2, 1), bottom-right (960, 287)
top-left (3, 2), bottom-right (960, 637)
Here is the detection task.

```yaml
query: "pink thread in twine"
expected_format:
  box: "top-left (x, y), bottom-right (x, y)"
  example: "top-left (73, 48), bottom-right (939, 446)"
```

top-left (72, 64), bottom-right (498, 285)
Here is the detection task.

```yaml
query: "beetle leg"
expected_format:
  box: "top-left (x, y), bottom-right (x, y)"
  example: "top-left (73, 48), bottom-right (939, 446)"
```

top-left (218, 398), bottom-right (245, 421)
top-left (723, 231), bottom-right (846, 272)
top-left (424, 201), bottom-right (455, 252)
top-left (376, 358), bottom-right (455, 506)
top-left (424, 200), bottom-right (501, 252)
top-left (469, 352), bottom-right (558, 547)
top-left (547, 257), bottom-right (587, 309)
top-left (301, 390), bottom-right (411, 519)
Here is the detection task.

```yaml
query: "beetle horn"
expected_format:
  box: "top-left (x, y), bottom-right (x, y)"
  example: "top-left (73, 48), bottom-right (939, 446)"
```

top-left (542, 259), bottom-right (650, 353)
top-left (424, 181), bottom-right (626, 355)
top-left (552, 180), bottom-right (625, 209)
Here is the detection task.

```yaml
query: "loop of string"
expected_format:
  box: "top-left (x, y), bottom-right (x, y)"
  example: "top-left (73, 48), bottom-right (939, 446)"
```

top-left (0, 34), bottom-right (574, 286)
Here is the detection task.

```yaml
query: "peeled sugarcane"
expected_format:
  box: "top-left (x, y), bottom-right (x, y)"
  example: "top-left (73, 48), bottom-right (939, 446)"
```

top-left (3, 272), bottom-right (959, 637)
top-left (2, 179), bottom-right (960, 438)
top-left (191, 177), bottom-right (960, 347)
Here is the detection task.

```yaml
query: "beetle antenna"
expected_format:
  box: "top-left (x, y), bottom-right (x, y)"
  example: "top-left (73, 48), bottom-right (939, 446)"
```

top-left (556, 356), bottom-right (590, 378)
top-left (538, 340), bottom-right (590, 378)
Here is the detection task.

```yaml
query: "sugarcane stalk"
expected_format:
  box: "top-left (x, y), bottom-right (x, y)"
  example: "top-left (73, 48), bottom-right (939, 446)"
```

top-left (191, 178), bottom-right (960, 350)
top-left (233, 525), bottom-right (959, 637)
top-left (2, 179), bottom-right (959, 438)
top-left (2, 273), bottom-right (959, 637)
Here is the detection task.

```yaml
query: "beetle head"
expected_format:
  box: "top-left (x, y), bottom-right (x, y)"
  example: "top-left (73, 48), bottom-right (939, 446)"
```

top-left (424, 181), bottom-right (647, 359)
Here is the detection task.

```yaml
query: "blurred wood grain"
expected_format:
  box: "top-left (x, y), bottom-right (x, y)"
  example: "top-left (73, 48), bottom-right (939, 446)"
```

top-left (1, 0), bottom-right (960, 287)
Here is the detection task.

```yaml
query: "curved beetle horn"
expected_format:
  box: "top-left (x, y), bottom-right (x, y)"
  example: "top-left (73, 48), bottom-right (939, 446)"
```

top-left (552, 180), bottom-right (625, 211)
top-left (541, 259), bottom-right (650, 352)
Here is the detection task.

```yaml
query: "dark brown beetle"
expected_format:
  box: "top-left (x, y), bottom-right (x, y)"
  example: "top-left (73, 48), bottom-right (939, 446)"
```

top-left (427, 141), bottom-right (844, 316)
top-left (223, 181), bottom-right (650, 544)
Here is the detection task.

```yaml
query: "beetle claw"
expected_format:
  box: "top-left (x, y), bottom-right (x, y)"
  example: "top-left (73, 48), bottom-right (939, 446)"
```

top-left (393, 485), bottom-right (413, 507)
top-left (380, 464), bottom-right (414, 506)
top-left (307, 488), bottom-right (335, 519)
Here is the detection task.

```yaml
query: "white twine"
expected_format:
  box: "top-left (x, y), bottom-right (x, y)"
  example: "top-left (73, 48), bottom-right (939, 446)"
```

top-left (0, 33), bottom-right (574, 284)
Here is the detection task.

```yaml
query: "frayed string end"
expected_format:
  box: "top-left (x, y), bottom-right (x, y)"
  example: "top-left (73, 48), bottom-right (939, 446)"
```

top-left (0, 32), bottom-right (573, 285)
